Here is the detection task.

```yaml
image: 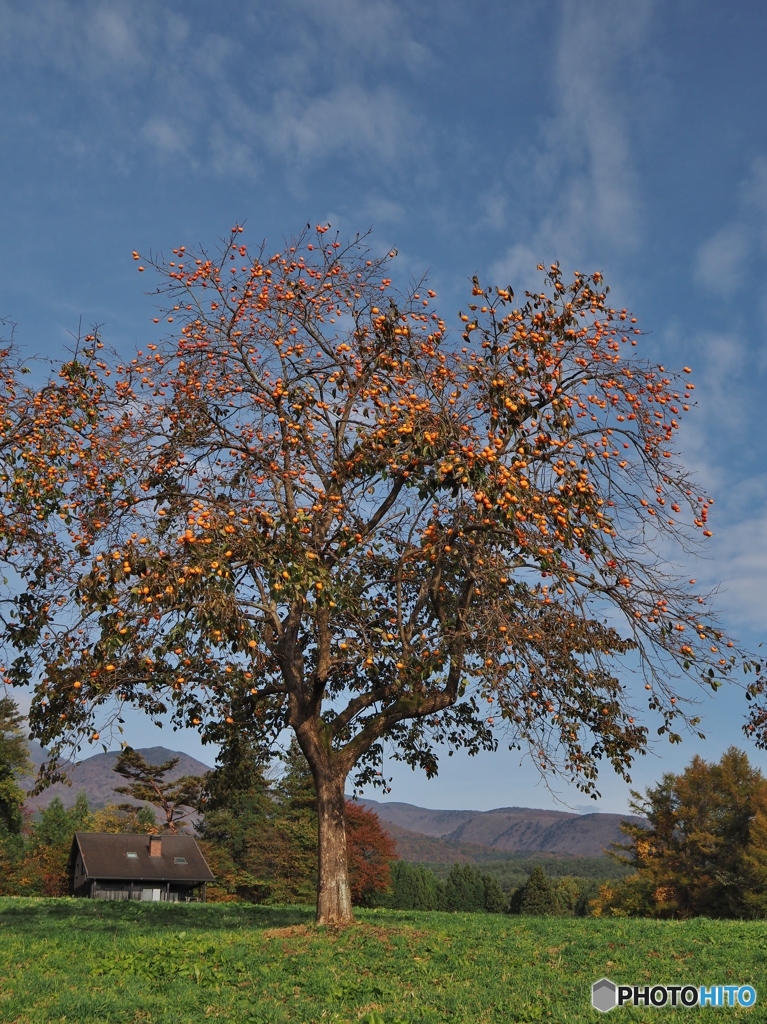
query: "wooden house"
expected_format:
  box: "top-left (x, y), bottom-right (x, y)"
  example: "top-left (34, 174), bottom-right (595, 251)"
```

top-left (68, 832), bottom-right (214, 901)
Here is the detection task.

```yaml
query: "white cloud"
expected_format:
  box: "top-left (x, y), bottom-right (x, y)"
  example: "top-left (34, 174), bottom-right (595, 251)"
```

top-left (490, 0), bottom-right (657, 287)
top-left (694, 224), bottom-right (751, 293)
top-left (706, 512), bottom-right (767, 633)
top-left (87, 8), bottom-right (140, 65)
top-left (693, 155), bottom-right (767, 294)
top-left (141, 116), bottom-right (189, 159)
top-left (0, 0), bottom-right (433, 185)
top-left (260, 0), bottom-right (433, 80)
top-left (259, 85), bottom-right (420, 170)
top-left (357, 196), bottom-right (407, 226)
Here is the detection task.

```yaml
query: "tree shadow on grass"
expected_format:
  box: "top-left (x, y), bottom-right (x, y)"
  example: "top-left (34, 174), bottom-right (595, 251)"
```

top-left (0, 897), bottom-right (314, 934)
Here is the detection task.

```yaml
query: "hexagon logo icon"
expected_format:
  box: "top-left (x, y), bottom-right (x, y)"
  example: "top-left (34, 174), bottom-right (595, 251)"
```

top-left (592, 978), bottom-right (617, 1013)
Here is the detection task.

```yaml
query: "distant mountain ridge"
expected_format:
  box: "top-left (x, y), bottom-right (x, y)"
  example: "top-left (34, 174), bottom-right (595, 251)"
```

top-left (356, 797), bottom-right (643, 859)
top-left (22, 744), bottom-right (640, 857)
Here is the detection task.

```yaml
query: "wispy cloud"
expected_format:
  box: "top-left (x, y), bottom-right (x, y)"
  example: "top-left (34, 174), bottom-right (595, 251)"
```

top-left (257, 86), bottom-right (420, 170)
top-left (694, 156), bottom-right (767, 294)
top-left (0, 0), bottom-right (433, 188)
top-left (492, 0), bottom-right (657, 286)
top-left (141, 116), bottom-right (190, 160)
top-left (694, 224), bottom-right (751, 293)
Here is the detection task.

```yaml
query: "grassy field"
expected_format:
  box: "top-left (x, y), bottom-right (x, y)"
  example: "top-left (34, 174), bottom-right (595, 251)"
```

top-left (0, 898), bottom-right (765, 1023)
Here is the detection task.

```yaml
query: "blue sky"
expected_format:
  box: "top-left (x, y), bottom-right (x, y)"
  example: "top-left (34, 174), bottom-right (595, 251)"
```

top-left (2, 0), bottom-right (766, 814)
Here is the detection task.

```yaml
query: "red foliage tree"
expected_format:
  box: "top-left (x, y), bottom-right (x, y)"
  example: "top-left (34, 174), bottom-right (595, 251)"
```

top-left (345, 800), bottom-right (398, 905)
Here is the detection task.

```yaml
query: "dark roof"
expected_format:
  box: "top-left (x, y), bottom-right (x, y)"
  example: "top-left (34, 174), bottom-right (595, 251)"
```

top-left (69, 833), bottom-right (215, 883)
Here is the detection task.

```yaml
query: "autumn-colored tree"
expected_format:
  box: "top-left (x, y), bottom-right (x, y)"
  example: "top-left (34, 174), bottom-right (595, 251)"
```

top-left (90, 802), bottom-right (158, 834)
top-left (344, 799), bottom-right (397, 905)
top-left (599, 747), bottom-right (767, 919)
top-left (3, 227), bottom-right (766, 924)
top-left (112, 748), bottom-right (203, 833)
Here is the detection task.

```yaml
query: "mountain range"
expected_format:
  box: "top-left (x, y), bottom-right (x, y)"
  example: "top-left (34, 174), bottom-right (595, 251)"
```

top-left (23, 745), bottom-right (642, 859)
top-left (356, 797), bottom-right (643, 860)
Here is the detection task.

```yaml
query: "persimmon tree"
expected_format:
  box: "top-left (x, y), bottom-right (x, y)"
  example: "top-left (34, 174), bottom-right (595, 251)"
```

top-left (3, 226), bottom-right (766, 925)
top-left (0, 323), bottom-right (113, 701)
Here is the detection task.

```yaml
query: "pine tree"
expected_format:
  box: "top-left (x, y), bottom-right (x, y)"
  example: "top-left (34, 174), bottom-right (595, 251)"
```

top-left (113, 748), bottom-right (203, 833)
top-left (509, 866), bottom-right (559, 916)
top-left (197, 735), bottom-right (286, 903)
top-left (270, 740), bottom-right (319, 904)
top-left (445, 863), bottom-right (486, 912)
top-left (0, 696), bottom-right (30, 838)
top-left (481, 872), bottom-right (507, 913)
top-left (387, 862), bottom-right (445, 910)
top-left (387, 861), bottom-right (416, 909)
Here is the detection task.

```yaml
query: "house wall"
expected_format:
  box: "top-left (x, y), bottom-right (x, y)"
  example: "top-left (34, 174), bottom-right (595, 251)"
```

top-left (87, 881), bottom-right (199, 901)
top-left (72, 853), bottom-right (86, 891)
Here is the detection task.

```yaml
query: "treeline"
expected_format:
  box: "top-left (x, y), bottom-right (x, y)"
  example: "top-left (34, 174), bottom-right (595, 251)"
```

top-left (380, 861), bottom-right (601, 916)
top-left (396, 748), bottom-right (767, 920)
top-left (422, 854), bottom-right (630, 890)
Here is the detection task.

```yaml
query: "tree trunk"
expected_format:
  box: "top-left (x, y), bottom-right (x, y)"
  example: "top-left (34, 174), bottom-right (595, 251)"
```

top-left (315, 769), bottom-right (353, 925)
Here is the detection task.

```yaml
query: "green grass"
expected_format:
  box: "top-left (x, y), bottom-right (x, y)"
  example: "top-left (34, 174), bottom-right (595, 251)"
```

top-left (0, 898), bottom-right (765, 1023)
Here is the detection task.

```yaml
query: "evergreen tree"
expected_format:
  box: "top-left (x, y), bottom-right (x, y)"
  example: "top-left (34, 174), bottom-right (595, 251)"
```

top-left (201, 731), bottom-right (274, 815)
top-left (29, 793), bottom-right (94, 895)
top-left (33, 796), bottom-right (77, 849)
top-left (481, 872), bottom-right (507, 913)
top-left (445, 863), bottom-right (486, 912)
top-left (509, 866), bottom-right (559, 916)
top-left (388, 861), bottom-right (417, 909)
top-left (574, 879), bottom-right (603, 916)
top-left (551, 876), bottom-right (582, 916)
top-left (387, 862), bottom-right (445, 910)
top-left (270, 740), bottom-right (319, 903)
top-left (113, 747), bottom-right (204, 833)
top-left (0, 696), bottom-right (30, 837)
top-left (197, 735), bottom-right (287, 903)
